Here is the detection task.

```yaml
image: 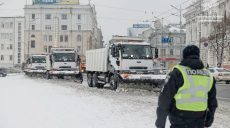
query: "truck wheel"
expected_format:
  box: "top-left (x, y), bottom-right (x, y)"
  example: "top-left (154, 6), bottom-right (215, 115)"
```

top-left (87, 73), bottom-right (93, 87)
top-left (226, 81), bottom-right (230, 84)
top-left (46, 72), bottom-right (51, 79)
top-left (110, 75), bottom-right (119, 90)
top-left (75, 73), bottom-right (83, 84)
top-left (58, 76), bottom-right (64, 79)
top-left (97, 84), bottom-right (104, 89)
top-left (92, 73), bottom-right (98, 87)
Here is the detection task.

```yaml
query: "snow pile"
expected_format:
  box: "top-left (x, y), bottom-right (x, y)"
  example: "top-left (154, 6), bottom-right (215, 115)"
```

top-left (0, 75), bottom-right (229, 128)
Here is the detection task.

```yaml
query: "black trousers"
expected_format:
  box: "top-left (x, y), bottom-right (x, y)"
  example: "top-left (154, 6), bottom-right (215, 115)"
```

top-left (169, 114), bottom-right (205, 128)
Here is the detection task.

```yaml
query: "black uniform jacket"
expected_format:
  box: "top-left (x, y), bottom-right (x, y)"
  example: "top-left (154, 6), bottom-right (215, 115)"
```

top-left (155, 56), bottom-right (218, 128)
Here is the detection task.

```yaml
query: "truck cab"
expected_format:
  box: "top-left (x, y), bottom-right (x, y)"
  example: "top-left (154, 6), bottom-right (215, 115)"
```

top-left (110, 42), bottom-right (154, 72)
top-left (45, 48), bottom-right (82, 82)
top-left (109, 42), bottom-right (164, 86)
top-left (24, 54), bottom-right (47, 76)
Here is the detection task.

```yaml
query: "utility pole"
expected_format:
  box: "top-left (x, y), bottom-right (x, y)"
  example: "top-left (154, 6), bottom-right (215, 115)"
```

top-left (199, 0), bottom-right (202, 49)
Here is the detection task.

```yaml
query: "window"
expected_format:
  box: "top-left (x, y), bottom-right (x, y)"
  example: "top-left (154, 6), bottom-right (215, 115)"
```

top-left (31, 40), bottom-right (35, 48)
top-left (161, 49), bottom-right (166, 56)
top-left (78, 25), bottom-right (81, 30)
top-left (65, 35), bottom-right (68, 42)
top-left (31, 35), bottom-right (35, 38)
top-left (170, 49), bottom-right (174, 56)
top-left (1, 55), bottom-right (4, 61)
top-left (49, 35), bottom-right (52, 42)
top-left (45, 25), bottom-right (52, 30)
top-left (44, 35), bottom-right (48, 42)
top-left (45, 14), bottom-right (51, 20)
top-left (61, 25), bottom-right (67, 30)
top-left (9, 55), bottom-right (13, 61)
top-left (1, 23), bottom-right (4, 28)
top-left (60, 35), bottom-right (64, 42)
top-left (77, 35), bottom-right (81, 42)
top-left (44, 46), bottom-right (47, 52)
top-left (61, 14), bottom-right (67, 20)
top-left (32, 25), bottom-right (35, 30)
top-left (32, 14), bottom-right (35, 19)
top-left (1, 44), bottom-right (4, 50)
top-left (78, 14), bottom-right (81, 20)
top-left (10, 22), bottom-right (13, 28)
top-left (10, 44), bottom-right (13, 50)
top-left (60, 35), bottom-right (68, 42)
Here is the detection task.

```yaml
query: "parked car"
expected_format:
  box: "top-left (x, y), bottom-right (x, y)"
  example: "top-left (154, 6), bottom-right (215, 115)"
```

top-left (209, 67), bottom-right (230, 84)
top-left (0, 68), bottom-right (7, 77)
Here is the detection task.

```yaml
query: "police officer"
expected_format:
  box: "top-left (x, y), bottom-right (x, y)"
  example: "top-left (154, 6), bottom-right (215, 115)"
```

top-left (155, 45), bottom-right (218, 128)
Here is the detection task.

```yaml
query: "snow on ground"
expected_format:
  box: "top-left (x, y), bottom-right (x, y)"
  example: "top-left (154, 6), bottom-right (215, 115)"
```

top-left (0, 74), bottom-right (229, 128)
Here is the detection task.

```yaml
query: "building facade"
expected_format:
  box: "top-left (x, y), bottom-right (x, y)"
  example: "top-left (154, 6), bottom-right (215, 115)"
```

top-left (24, 0), bottom-right (103, 61)
top-left (184, 0), bottom-right (230, 68)
top-left (0, 17), bottom-right (24, 68)
top-left (140, 24), bottom-right (186, 69)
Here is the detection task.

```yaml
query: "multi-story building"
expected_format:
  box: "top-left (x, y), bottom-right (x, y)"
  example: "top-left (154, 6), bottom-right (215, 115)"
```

top-left (140, 24), bottom-right (186, 69)
top-left (0, 17), bottom-right (24, 68)
top-left (24, 0), bottom-right (103, 61)
top-left (184, 0), bottom-right (230, 68)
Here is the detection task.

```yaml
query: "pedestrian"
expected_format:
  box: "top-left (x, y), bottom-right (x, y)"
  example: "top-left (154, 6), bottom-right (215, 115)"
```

top-left (155, 45), bottom-right (218, 128)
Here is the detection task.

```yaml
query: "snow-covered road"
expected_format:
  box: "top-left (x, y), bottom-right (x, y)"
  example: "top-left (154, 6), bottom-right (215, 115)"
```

top-left (0, 74), bottom-right (230, 128)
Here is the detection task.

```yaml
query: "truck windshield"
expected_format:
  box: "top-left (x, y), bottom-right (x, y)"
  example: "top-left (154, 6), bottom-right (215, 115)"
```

top-left (53, 53), bottom-right (75, 62)
top-left (121, 45), bottom-right (153, 59)
top-left (32, 56), bottom-right (46, 63)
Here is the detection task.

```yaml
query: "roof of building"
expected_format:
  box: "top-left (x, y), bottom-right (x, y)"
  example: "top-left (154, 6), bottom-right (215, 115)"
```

top-left (0, 16), bottom-right (24, 19)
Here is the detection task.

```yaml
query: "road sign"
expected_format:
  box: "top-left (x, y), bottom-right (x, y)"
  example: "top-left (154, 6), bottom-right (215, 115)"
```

top-left (161, 37), bottom-right (173, 43)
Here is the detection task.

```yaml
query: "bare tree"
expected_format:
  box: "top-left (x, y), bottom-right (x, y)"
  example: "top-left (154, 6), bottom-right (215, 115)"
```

top-left (207, 12), bottom-right (230, 67)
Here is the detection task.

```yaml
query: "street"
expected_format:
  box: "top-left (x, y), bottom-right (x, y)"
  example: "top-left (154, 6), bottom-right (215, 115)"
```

top-left (0, 74), bottom-right (230, 128)
top-left (216, 83), bottom-right (230, 102)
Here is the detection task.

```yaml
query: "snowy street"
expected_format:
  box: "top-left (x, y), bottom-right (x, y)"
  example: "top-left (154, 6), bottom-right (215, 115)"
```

top-left (1, 74), bottom-right (230, 128)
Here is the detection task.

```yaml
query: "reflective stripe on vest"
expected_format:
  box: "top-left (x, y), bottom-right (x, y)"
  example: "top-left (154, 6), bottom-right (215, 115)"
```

top-left (174, 65), bottom-right (213, 111)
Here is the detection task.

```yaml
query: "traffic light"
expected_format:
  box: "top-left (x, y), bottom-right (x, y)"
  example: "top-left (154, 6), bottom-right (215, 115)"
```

top-left (155, 48), bottom-right (158, 58)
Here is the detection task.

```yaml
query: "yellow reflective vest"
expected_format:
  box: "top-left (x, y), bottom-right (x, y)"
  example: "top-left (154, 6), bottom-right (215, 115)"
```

top-left (173, 65), bottom-right (213, 111)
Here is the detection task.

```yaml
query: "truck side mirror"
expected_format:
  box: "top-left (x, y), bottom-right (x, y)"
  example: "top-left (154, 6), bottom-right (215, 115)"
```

top-left (111, 47), bottom-right (116, 57)
top-left (116, 60), bottom-right (120, 66)
top-left (155, 48), bottom-right (159, 58)
top-left (111, 47), bottom-right (119, 57)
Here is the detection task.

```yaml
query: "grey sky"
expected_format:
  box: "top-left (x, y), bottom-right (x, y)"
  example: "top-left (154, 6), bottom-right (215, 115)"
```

top-left (0, 0), bottom-right (192, 41)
